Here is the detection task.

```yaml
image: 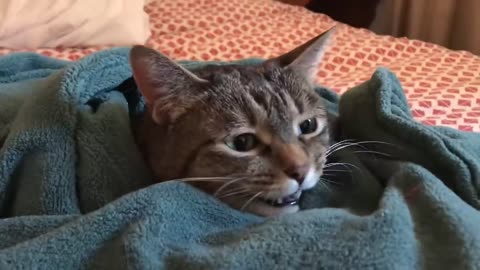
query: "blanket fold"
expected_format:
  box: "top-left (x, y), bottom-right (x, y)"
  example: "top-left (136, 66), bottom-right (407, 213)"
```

top-left (0, 48), bottom-right (479, 269)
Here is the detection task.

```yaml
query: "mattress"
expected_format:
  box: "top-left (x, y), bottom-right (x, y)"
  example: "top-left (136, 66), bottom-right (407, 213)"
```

top-left (1, 0), bottom-right (478, 131)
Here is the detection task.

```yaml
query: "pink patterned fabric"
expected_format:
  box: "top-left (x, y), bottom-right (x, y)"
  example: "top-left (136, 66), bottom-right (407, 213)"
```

top-left (1, 0), bottom-right (478, 131)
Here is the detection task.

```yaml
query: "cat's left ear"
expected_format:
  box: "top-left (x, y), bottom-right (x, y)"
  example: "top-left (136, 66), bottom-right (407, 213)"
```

top-left (129, 45), bottom-right (209, 124)
top-left (266, 25), bottom-right (336, 82)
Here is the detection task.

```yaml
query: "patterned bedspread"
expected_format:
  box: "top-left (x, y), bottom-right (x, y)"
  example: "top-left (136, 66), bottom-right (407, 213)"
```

top-left (1, 0), bottom-right (478, 131)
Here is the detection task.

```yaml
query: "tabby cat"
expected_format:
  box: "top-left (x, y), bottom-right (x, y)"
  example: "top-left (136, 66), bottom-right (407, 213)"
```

top-left (131, 27), bottom-right (335, 216)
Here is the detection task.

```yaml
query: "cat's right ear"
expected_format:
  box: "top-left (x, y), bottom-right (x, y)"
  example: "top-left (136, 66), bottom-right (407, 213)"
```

top-left (129, 45), bottom-right (209, 124)
top-left (266, 26), bottom-right (336, 83)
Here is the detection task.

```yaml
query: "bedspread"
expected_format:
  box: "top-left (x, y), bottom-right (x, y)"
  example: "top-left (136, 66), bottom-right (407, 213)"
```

top-left (1, 48), bottom-right (479, 270)
top-left (0, 0), bottom-right (479, 131)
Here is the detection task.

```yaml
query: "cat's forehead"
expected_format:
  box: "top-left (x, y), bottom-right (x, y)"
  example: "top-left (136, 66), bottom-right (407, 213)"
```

top-left (195, 63), bottom-right (312, 102)
top-left (193, 64), bottom-right (326, 134)
top-left (194, 63), bottom-right (280, 85)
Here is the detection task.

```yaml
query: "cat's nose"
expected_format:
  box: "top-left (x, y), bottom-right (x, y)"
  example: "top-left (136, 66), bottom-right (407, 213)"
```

top-left (284, 164), bottom-right (309, 185)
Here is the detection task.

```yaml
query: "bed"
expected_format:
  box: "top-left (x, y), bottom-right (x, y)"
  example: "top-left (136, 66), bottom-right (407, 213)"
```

top-left (1, 0), bottom-right (479, 133)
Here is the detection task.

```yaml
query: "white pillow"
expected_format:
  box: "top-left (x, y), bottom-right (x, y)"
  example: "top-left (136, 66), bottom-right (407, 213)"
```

top-left (0, 0), bottom-right (151, 49)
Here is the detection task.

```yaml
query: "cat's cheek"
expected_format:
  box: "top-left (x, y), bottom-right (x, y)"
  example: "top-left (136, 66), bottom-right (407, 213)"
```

top-left (302, 167), bottom-right (320, 190)
top-left (187, 148), bottom-right (250, 178)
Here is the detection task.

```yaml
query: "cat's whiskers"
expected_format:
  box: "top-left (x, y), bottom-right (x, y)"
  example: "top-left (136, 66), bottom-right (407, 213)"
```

top-left (214, 174), bottom-right (272, 196)
top-left (325, 162), bottom-right (362, 172)
top-left (161, 176), bottom-right (236, 184)
top-left (241, 191), bottom-right (264, 210)
top-left (324, 162), bottom-right (351, 170)
top-left (322, 168), bottom-right (354, 181)
top-left (323, 140), bottom-right (397, 185)
top-left (326, 140), bottom-right (395, 159)
top-left (321, 173), bottom-right (345, 185)
top-left (321, 173), bottom-right (338, 177)
top-left (322, 169), bottom-right (351, 173)
top-left (318, 178), bottom-right (333, 192)
top-left (322, 162), bottom-right (364, 183)
top-left (327, 139), bottom-right (356, 153)
top-left (327, 140), bottom-right (385, 153)
top-left (326, 141), bottom-right (363, 157)
top-left (326, 139), bottom-right (359, 153)
top-left (217, 187), bottom-right (252, 199)
top-left (214, 177), bottom-right (249, 197)
top-left (353, 150), bottom-right (392, 157)
top-left (333, 140), bottom-right (395, 148)
top-left (320, 176), bottom-right (343, 186)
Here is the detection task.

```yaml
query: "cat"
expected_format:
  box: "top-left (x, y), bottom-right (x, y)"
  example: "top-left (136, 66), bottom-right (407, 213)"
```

top-left (130, 27), bottom-right (336, 217)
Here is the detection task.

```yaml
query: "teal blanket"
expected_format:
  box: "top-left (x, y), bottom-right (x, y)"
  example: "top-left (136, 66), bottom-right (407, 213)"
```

top-left (0, 48), bottom-right (479, 269)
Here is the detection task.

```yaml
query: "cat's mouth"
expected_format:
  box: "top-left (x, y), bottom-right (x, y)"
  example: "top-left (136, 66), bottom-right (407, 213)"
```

top-left (259, 189), bottom-right (302, 207)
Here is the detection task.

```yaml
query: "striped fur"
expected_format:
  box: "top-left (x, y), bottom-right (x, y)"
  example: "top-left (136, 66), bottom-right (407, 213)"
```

top-left (131, 27), bottom-right (336, 216)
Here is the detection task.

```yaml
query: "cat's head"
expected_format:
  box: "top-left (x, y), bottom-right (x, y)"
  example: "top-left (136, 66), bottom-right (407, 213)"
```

top-left (130, 27), bottom-right (336, 216)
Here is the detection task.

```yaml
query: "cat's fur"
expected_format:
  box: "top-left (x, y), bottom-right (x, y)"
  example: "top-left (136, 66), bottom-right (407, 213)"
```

top-left (131, 27), bottom-right (336, 216)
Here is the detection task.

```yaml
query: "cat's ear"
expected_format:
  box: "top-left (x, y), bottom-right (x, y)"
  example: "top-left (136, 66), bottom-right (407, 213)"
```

top-left (129, 45), bottom-right (209, 124)
top-left (267, 26), bottom-right (336, 82)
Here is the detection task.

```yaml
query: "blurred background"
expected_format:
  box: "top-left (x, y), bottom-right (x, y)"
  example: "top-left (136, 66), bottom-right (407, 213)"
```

top-left (281, 0), bottom-right (480, 55)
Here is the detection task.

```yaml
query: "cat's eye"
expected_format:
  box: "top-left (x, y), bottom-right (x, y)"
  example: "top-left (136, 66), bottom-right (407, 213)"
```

top-left (299, 118), bottom-right (318, 135)
top-left (227, 133), bottom-right (259, 152)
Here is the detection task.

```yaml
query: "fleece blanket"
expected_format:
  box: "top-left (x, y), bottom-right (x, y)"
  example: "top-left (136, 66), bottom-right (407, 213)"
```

top-left (0, 48), bottom-right (479, 270)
